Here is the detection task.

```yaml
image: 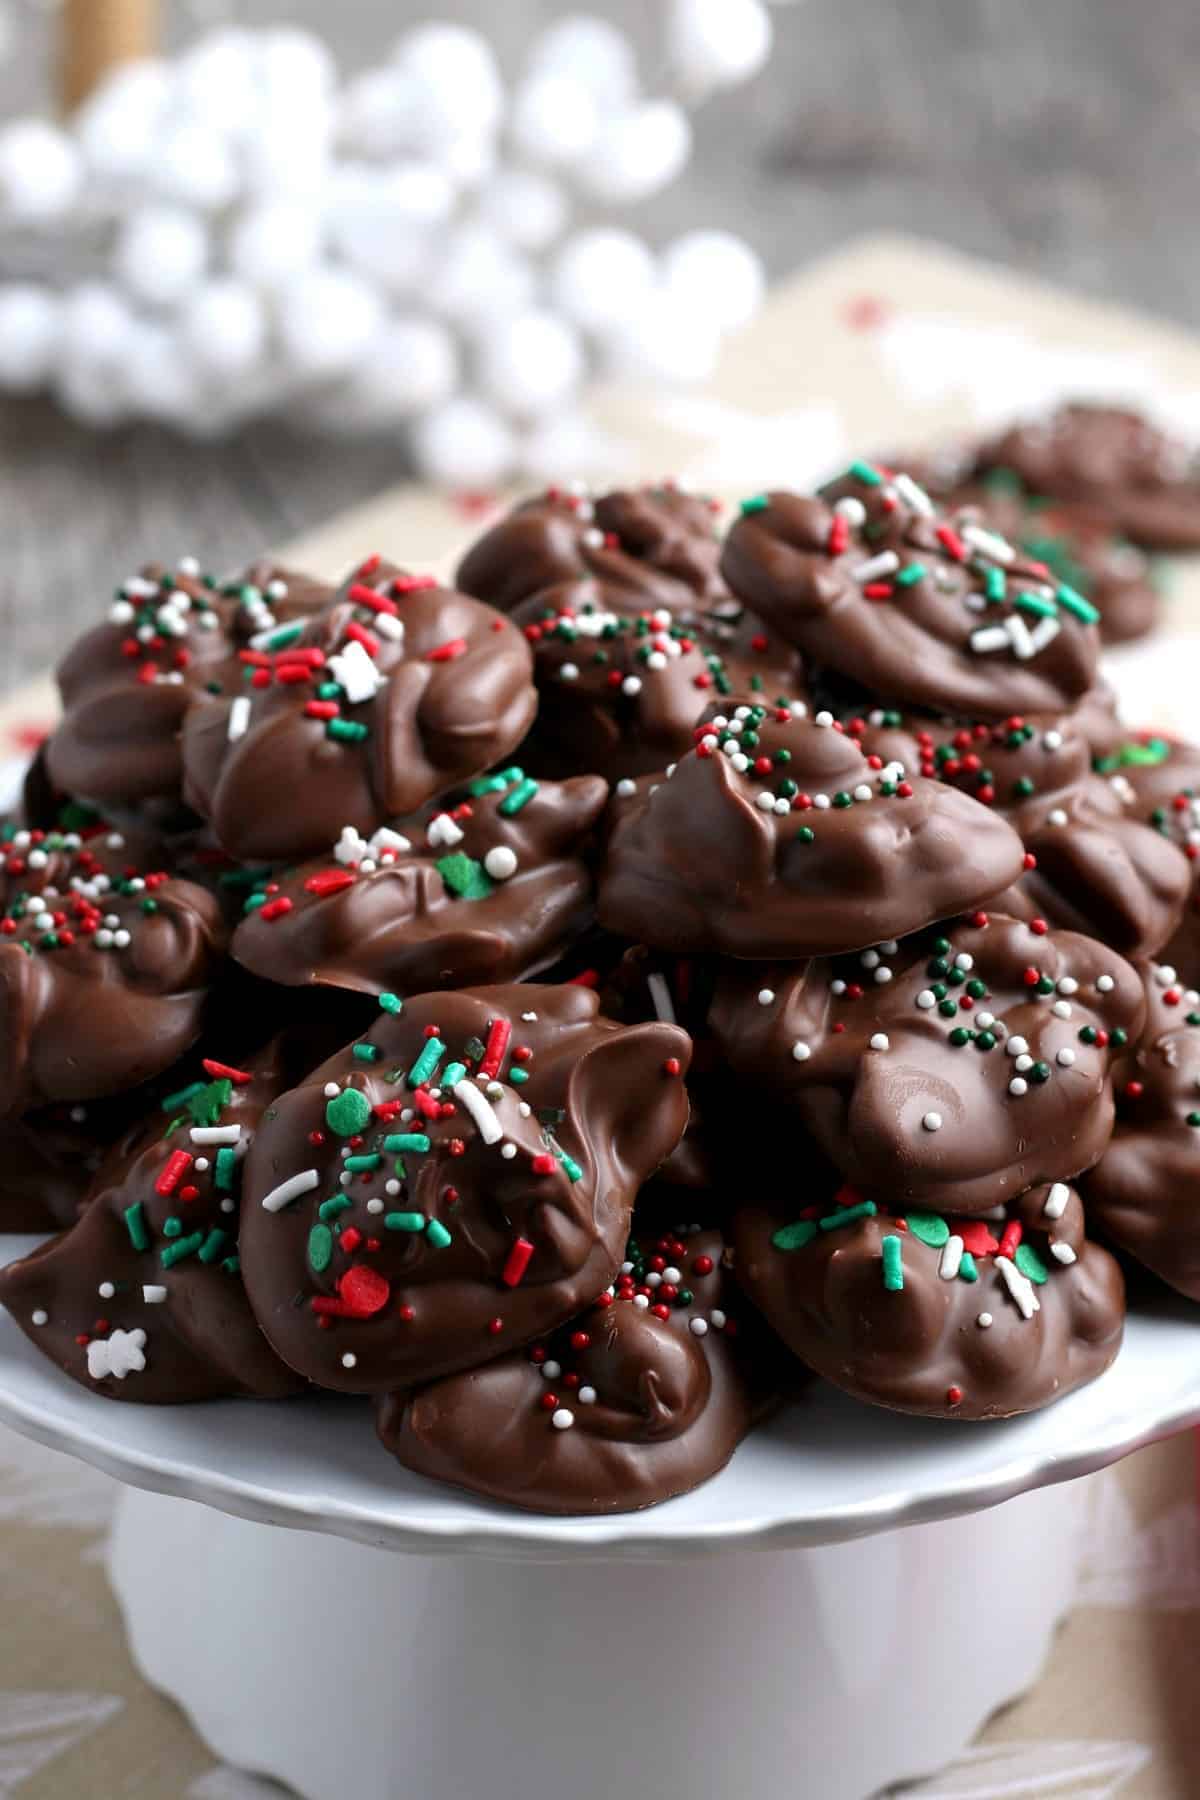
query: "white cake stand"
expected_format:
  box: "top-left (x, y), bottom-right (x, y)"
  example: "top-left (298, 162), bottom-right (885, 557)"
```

top-left (2, 1238), bottom-right (1198, 1800)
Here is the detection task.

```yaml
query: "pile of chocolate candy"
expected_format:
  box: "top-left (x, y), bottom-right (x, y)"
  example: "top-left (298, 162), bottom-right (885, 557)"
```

top-left (2, 400), bottom-right (1198, 1515)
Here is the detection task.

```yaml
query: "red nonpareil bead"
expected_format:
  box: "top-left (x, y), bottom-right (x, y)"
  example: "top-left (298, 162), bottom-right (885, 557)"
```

top-left (693, 1254), bottom-right (714, 1276)
top-left (570, 1331), bottom-right (590, 1350)
top-left (946, 1386), bottom-right (963, 1406)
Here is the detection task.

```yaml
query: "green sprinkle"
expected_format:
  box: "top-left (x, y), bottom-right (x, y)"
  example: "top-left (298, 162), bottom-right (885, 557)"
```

top-left (353, 1043), bottom-right (380, 1063)
top-left (162, 1216), bottom-right (182, 1239)
top-left (307, 1224), bottom-right (334, 1273)
top-left (949, 1027), bottom-right (971, 1046)
top-left (198, 1228), bottom-right (228, 1266)
top-left (467, 773), bottom-right (510, 796)
top-left (124, 1202), bottom-right (150, 1252)
top-left (820, 1200), bottom-right (878, 1231)
top-left (510, 1067), bottom-right (529, 1084)
top-left (1015, 591), bottom-right (1058, 620)
top-left (1014, 1243), bottom-right (1050, 1285)
top-left (739, 493), bottom-right (769, 514)
top-left (222, 1255), bottom-right (241, 1275)
top-left (984, 566), bottom-right (1007, 603)
top-left (1187, 1112), bottom-right (1200, 1128)
top-left (555, 1149), bottom-right (584, 1183)
top-left (384, 1132), bottom-right (431, 1154)
top-left (385, 1211), bottom-right (426, 1233)
top-left (435, 852), bottom-right (494, 901)
top-left (408, 1037), bottom-right (445, 1088)
top-left (425, 1219), bottom-right (453, 1250)
top-left (316, 681), bottom-right (341, 700)
top-left (327, 718), bottom-right (369, 743)
top-left (848, 459), bottom-right (883, 486)
top-left (378, 992), bottom-right (402, 1014)
top-left (796, 826), bottom-right (815, 844)
top-left (881, 1235), bottom-right (904, 1291)
top-left (498, 777), bottom-right (539, 816)
top-left (441, 1061), bottom-right (467, 1090)
top-left (1055, 583), bottom-right (1101, 625)
top-left (188, 1079), bottom-right (232, 1128)
top-left (771, 1220), bottom-right (817, 1252)
top-left (258, 622), bottom-right (303, 652)
top-left (214, 1146), bottom-right (236, 1191)
top-left (326, 1087), bottom-right (372, 1136)
top-left (161, 1080), bottom-right (205, 1114)
top-left (906, 1212), bottom-right (950, 1249)
top-left (161, 1232), bottom-right (205, 1269)
top-left (344, 1153), bottom-right (382, 1172)
top-left (319, 1195), bottom-right (352, 1222)
top-left (894, 562), bottom-right (926, 588)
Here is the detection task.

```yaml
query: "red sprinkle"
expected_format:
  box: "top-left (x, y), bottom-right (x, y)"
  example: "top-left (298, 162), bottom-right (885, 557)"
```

top-left (203, 1060), bottom-right (253, 1084)
top-left (478, 1016), bottom-right (512, 1082)
top-left (259, 897), bottom-right (294, 922)
top-left (426, 637), bottom-right (468, 663)
top-left (304, 868), bottom-right (356, 897)
top-left (501, 1237), bottom-right (536, 1288)
top-left (155, 1150), bottom-right (192, 1196)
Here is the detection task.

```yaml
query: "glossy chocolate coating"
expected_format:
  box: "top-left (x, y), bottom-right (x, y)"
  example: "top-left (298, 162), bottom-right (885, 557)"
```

top-left (232, 771), bottom-right (608, 997)
top-left (239, 984), bottom-right (691, 1394)
top-left (734, 1179), bottom-right (1123, 1420)
top-left (0, 1044), bottom-right (306, 1401)
top-left (894, 457), bottom-right (1163, 645)
top-left (1101, 735), bottom-right (1200, 978)
top-left (710, 915), bottom-right (1145, 1215)
top-left (456, 484), bottom-right (729, 615)
top-left (972, 404), bottom-right (1200, 551)
top-left (511, 582), bottom-right (806, 784)
top-left (45, 561), bottom-right (333, 814)
top-left (0, 1099), bottom-right (141, 1231)
top-left (0, 822), bottom-right (225, 1116)
top-left (853, 709), bottom-right (1189, 958)
top-left (1082, 961), bottom-right (1200, 1300)
top-left (181, 562), bottom-right (537, 863)
top-left (378, 1225), bottom-right (770, 1513)
top-left (598, 705), bottom-right (1025, 958)
top-left (721, 474), bottom-right (1099, 719)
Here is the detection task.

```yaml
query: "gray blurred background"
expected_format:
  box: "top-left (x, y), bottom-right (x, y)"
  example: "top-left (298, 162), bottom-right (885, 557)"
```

top-left (2, 0), bottom-right (1198, 684)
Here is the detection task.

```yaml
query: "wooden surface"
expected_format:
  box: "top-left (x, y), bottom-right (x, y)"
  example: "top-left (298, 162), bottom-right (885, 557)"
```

top-left (3, 0), bottom-right (1200, 686)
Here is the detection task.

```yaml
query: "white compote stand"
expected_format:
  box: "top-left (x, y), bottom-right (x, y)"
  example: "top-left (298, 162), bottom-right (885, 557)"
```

top-left (3, 1237), bottom-right (1200, 1800)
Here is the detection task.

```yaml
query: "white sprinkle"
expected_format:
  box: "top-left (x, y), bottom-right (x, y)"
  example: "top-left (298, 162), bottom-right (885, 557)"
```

top-left (646, 1272), bottom-right (662, 1288)
top-left (791, 1040), bottom-right (811, 1062)
top-left (710, 1309), bottom-right (727, 1329)
top-left (814, 710), bottom-right (833, 728)
top-left (368, 1198), bottom-right (386, 1214)
top-left (870, 1033), bottom-right (890, 1051)
top-left (31, 1310), bottom-right (48, 1326)
top-left (453, 1080), bottom-right (503, 1145)
top-left (963, 523), bottom-right (1015, 564)
top-left (977, 1312), bottom-right (994, 1329)
top-left (323, 1082), bottom-right (341, 1098)
top-left (1056, 1047), bottom-right (1076, 1067)
top-left (996, 1254), bottom-right (1040, 1319)
top-left (689, 1317), bottom-right (709, 1336)
top-left (112, 928), bottom-right (131, 950)
top-left (1044, 730), bottom-right (1064, 751)
top-left (922, 1111), bottom-right (943, 1132)
top-left (852, 551), bottom-right (900, 583)
top-left (261, 1168), bottom-right (319, 1213)
top-left (615, 779), bottom-right (636, 798)
top-left (939, 1236), bottom-right (964, 1281)
top-left (190, 1124), bottom-right (242, 1145)
top-left (976, 1011), bottom-right (995, 1030)
top-left (342, 1352), bottom-right (358, 1369)
top-left (87, 1327), bottom-right (147, 1382)
top-left (1009, 1077), bottom-right (1028, 1097)
top-left (874, 967), bottom-right (894, 985)
top-left (142, 1286), bottom-right (167, 1305)
top-left (1056, 976), bottom-right (1077, 997)
top-left (970, 625), bottom-right (1010, 654)
top-left (1006, 1036), bottom-right (1029, 1057)
top-left (633, 1293), bottom-right (650, 1309)
top-left (227, 695), bottom-right (251, 742)
top-left (813, 792), bottom-right (831, 809)
top-left (833, 496), bottom-right (866, 526)
top-left (1053, 1001), bottom-right (1072, 1019)
top-left (426, 812), bottom-right (464, 849)
top-left (328, 638), bottom-right (385, 705)
top-left (916, 989), bottom-right (936, 1010)
top-left (483, 846), bottom-right (518, 881)
top-left (1097, 974), bottom-right (1115, 993)
top-left (647, 972), bottom-right (676, 1024)
top-left (755, 790), bottom-right (776, 811)
top-left (1005, 613), bottom-right (1037, 660)
top-left (578, 1386), bottom-right (597, 1404)
top-left (559, 662), bottom-right (579, 681)
top-left (551, 1408), bottom-right (575, 1430)
top-left (1028, 616), bottom-right (1061, 653)
top-left (541, 1361), bottom-right (562, 1379)
top-left (1155, 963), bottom-right (1178, 987)
top-left (1047, 807), bottom-right (1068, 827)
top-left (1051, 1242), bottom-right (1077, 1265)
top-left (373, 611), bottom-right (405, 643)
top-left (621, 676), bottom-right (642, 697)
top-left (500, 1143), bottom-right (517, 1160)
top-left (1015, 1054), bottom-right (1033, 1072)
top-left (757, 988), bottom-right (775, 1006)
top-left (98, 1282), bottom-right (116, 1300)
top-left (1043, 1183), bottom-right (1070, 1220)
top-left (894, 473), bottom-right (934, 516)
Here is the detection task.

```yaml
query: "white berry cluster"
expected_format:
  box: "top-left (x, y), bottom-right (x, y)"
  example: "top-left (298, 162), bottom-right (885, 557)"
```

top-left (0, 6), bottom-right (779, 484)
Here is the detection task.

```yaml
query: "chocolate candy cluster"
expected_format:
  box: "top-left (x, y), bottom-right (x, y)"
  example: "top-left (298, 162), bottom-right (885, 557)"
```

top-left (2, 424), bottom-right (1197, 1511)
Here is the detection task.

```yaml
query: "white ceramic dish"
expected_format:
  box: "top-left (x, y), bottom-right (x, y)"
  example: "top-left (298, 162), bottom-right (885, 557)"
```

top-left (0, 1233), bottom-right (1193, 1559)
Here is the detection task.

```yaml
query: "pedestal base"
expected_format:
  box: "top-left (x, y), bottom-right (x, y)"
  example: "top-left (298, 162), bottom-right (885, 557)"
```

top-left (108, 1475), bottom-right (1092, 1800)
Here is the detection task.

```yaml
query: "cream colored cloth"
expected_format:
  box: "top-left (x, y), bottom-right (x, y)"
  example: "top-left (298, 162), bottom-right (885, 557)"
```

top-left (3, 234), bottom-right (1200, 1797)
